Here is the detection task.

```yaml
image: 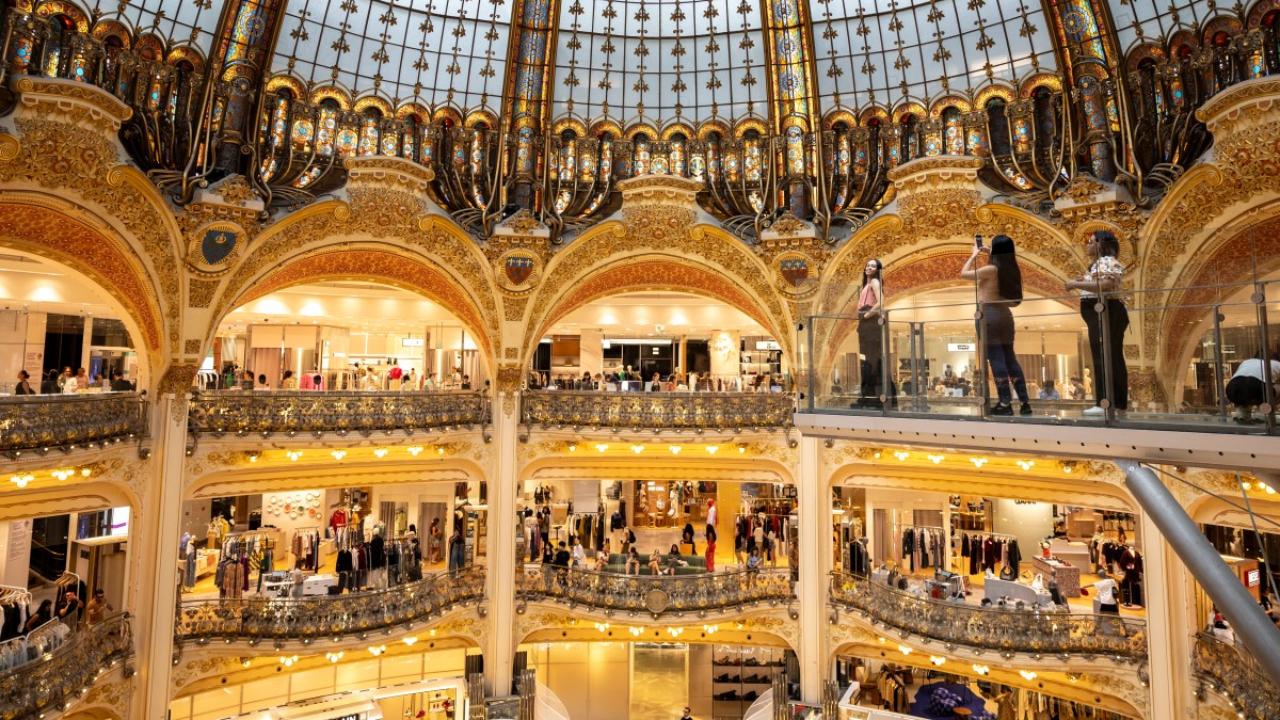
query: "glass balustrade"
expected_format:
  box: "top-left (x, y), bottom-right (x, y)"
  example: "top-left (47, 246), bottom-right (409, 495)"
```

top-left (517, 565), bottom-right (795, 617)
top-left (802, 278), bottom-right (1279, 434)
top-left (0, 393), bottom-right (147, 454)
top-left (829, 572), bottom-right (1146, 659)
top-left (174, 566), bottom-right (485, 642)
top-left (186, 390), bottom-right (490, 436)
top-left (0, 613), bottom-right (132, 720)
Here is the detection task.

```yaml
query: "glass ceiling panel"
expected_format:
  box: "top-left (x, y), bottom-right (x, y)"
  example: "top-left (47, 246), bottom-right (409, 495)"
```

top-left (1110, 0), bottom-right (1213, 55)
top-left (89, 0), bottom-right (220, 53)
top-left (553, 0), bottom-right (767, 126)
top-left (811, 0), bottom-right (1058, 110)
top-left (273, 0), bottom-right (510, 112)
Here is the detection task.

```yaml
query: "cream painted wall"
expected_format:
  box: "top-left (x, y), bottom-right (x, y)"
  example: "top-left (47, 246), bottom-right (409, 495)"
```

top-left (579, 328), bottom-right (603, 376)
top-left (525, 641), bottom-right (630, 720)
top-left (992, 498), bottom-right (1054, 561)
top-left (709, 330), bottom-right (740, 380)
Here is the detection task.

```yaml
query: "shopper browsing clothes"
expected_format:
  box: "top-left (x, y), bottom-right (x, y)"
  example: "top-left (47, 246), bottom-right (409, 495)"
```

top-left (962, 234), bottom-right (1032, 416)
top-left (1065, 230), bottom-right (1129, 416)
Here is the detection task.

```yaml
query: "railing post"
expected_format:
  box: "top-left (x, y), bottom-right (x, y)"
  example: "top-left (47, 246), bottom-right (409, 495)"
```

top-left (879, 310), bottom-right (891, 413)
top-left (1211, 303), bottom-right (1229, 419)
top-left (1099, 292), bottom-right (1117, 423)
top-left (806, 319), bottom-right (815, 412)
top-left (1256, 281), bottom-right (1275, 433)
top-left (975, 303), bottom-right (989, 417)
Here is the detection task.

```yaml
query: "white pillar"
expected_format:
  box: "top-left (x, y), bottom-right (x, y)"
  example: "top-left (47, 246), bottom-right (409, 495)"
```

top-left (135, 394), bottom-right (187, 719)
top-left (1139, 510), bottom-right (1190, 719)
top-left (797, 435), bottom-right (827, 702)
top-left (484, 391), bottom-right (519, 696)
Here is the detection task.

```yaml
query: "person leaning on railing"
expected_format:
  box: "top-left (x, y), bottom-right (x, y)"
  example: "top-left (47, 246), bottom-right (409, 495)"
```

top-left (1065, 230), bottom-right (1129, 417)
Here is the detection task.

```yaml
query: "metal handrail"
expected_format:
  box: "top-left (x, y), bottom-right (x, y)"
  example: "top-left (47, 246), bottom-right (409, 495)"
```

top-left (518, 564), bottom-right (795, 617)
top-left (173, 566), bottom-right (485, 642)
top-left (0, 393), bottom-right (147, 454)
top-left (0, 613), bottom-right (132, 720)
top-left (520, 390), bottom-right (795, 431)
top-left (1192, 632), bottom-right (1280, 720)
top-left (828, 572), bottom-right (1147, 659)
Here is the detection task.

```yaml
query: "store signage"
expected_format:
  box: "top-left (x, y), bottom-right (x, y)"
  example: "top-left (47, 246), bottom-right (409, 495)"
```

top-left (756, 340), bottom-right (782, 351)
top-left (1248, 568), bottom-right (1260, 587)
top-left (401, 338), bottom-right (425, 347)
top-left (947, 343), bottom-right (976, 352)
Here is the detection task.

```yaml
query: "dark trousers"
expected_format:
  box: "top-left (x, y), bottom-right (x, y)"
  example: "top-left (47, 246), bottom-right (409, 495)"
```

top-left (857, 313), bottom-right (896, 406)
top-left (985, 342), bottom-right (1029, 405)
top-left (1080, 298), bottom-right (1129, 410)
top-left (1226, 376), bottom-right (1265, 407)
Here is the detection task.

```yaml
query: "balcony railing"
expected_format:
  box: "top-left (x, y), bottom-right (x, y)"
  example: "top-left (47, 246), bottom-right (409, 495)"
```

top-left (173, 566), bottom-right (485, 643)
top-left (1193, 632), bottom-right (1279, 720)
top-left (828, 572), bottom-right (1147, 660)
top-left (0, 393), bottom-right (147, 455)
top-left (0, 613), bottom-right (133, 720)
top-left (186, 390), bottom-right (490, 437)
top-left (800, 276), bottom-right (1280, 435)
top-left (517, 565), bottom-right (795, 618)
top-left (520, 390), bottom-right (795, 432)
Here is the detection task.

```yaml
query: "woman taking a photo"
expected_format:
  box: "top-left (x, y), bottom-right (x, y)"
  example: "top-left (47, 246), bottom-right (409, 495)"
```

top-left (962, 235), bottom-right (1031, 416)
top-left (855, 258), bottom-right (894, 407)
top-left (1065, 230), bottom-right (1128, 416)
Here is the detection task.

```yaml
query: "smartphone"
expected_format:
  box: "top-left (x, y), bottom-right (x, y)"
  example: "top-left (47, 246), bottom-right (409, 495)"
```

top-left (974, 234), bottom-right (984, 249)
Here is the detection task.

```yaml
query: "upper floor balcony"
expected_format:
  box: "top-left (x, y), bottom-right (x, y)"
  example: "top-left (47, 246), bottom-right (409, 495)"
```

top-left (1192, 632), bottom-right (1278, 720)
top-left (517, 565), bottom-right (795, 620)
top-left (795, 278), bottom-right (1280, 469)
top-left (0, 392), bottom-right (147, 458)
top-left (520, 390), bottom-right (795, 434)
top-left (0, 612), bottom-right (132, 720)
top-left (173, 566), bottom-right (484, 645)
top-left (828, 572), bottom-right (1146, 662)
top-left (186, 390), bottom-right (489, 439)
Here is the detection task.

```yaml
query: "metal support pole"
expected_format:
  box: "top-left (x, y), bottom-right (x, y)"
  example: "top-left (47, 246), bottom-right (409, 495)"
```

top-left (1256, 282), bottom-right (1275, 433)
top-left (1211, 304), bottom-right (1228, 419)
top-left (1116, 459), bottom-right (1280, 685)
top-left (1099, 294), bottom-right (1116, 423)
top-left (879, 313), bottom-right (891, 414)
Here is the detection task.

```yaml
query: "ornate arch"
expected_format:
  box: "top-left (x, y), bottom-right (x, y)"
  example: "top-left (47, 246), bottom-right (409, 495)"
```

top-left (0, 200), bottom-right (164, 373)
top-left (519, 217), bottom-right (794, 371)
top-left (221, 246), bottom-right (496, 374)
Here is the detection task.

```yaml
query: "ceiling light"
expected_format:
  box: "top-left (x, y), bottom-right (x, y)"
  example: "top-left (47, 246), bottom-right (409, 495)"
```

top-left (568, 443), bottom-right (577, 452)
top-left (969, 457), bottom-right (987, 468)
top-left (330, 450), bottom-right (347, 461)
top-left (373, 448), bottom-right (388, 458)
top-left (927, 454), bottom-right (944, 464)
top-left (286, 451), bottom-right (303, 462)
top-left (368, 645), bottom-right (387, 656)
top-left (248, 453), bottom-right (258, 463)
top-left (628, 627), bottom-right (642, 636)
top-left (705, 445), bottom-right (719, 455)
top-left (972, 664), bottom-right (989, 676)
top-left (407, 446), bottom-right (423, 456)
top-left (930, 656), bottom-right (946, 666)
top-left (894, 451), bottom-right (909, 461)
top-left (631, 445), bottom-right (645, 454)
top-left (898, 644), bottom-right (912, 655)
top-left (703, 624), bottom-right (718, 635)
top-left (669, 445), bottom-right (682, 455)
top-left (595, 623), bottom-right (610, 632)
top-left (737, 444), bottom-right (747, 454)
top-left (80, 467), bottom-right (91, 477)
top-left (667, 627), bottom-right (684, 637)
top-left (326, 652), bottom-right (344, 663)
top-left (436, 446), bottom-right (446, 455)
top-left (1019, 670), bottom-right (1037, 681)
top-left (10, 475), bottom-right (30, 489)
top-left (595, 443), bottom-right (609, 453)
top-left (1016, 460), bottom-right (1035, 471)
top-left (402, 636), bottom-right (417, 646)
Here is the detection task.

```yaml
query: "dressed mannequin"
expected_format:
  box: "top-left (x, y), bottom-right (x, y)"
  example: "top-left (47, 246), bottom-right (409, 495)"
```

top-left (1030, 573), bottom-right (1045, 592)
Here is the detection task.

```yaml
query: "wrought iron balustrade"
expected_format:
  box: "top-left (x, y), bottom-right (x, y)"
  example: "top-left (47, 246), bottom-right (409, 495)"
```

top-left (0, 613), bottom-right (133, 720)
top-left (517, 565), bottom-right (794, 618)
top-left (174, 566), bottom-right (485, 643)
top-left (828, 572), bottom-right (1147, 660)
top-left (0, 393), bottom-right (147, 455)
top-left (519, 390), bottom-right (795, 432)
top-left (186, 390), bottom-right (489, 436)
top-left (1193, 632), bottom-right (1279, 720)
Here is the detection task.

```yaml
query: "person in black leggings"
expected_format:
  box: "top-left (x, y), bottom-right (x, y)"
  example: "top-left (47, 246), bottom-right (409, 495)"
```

top-left (1066, 230), bottom-right (1128, 416)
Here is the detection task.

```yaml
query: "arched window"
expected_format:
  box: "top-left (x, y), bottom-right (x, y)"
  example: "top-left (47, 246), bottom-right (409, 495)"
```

top-left (670, 133), bottom-right (687, 177)
top-left (743, 130), bottom-right (763, 183)
top-left (704, 132), bottom-right (722, 181)
top-left (558, 129), bottom-right (578, 180)
top-left (260, 89), bottom-right (291, 180)
top-left (42, 14), bottom-right (75, 78)
top-left (358, 110), bottom-right (382, 156)
top-left (899, 114), bottom-right (918, 161)
top-left (1262, 11), bottom-right (1280, 75)
top-left (985, 98), bottom-right (1011, 157)
top-left (314, 100), bottom-right (339, 157)
top-left (400, 115), bottom-right (418, 162)
top-left (632, 133), bottom-right (651, 176)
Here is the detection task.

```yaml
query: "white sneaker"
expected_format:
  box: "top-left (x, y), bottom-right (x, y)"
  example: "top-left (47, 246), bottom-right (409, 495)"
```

top-left (1082, 406), bottom-right (1107, 417)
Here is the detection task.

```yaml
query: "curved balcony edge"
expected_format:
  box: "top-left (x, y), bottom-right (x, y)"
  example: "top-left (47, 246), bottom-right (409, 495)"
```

top-left (185, 390), bottom-right (491, 438)
top-left (0, 613), bottom-right (133, 720)
top-left (827, 572), bottom-right (1147, 662)
top-left (0, 393), bottom-right (148, 457)
top-left (519, 390), bottom-right (796, 433)
top-left (1192, 632), bottom-right (1279, 720)
top-left (173, 566), bottom-right (485, 645)
top-left (516, 565), bottom-right (796, 620)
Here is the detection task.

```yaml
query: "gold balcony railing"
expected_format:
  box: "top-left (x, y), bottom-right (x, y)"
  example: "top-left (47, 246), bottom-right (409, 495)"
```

top-left (519, 390), bottom-right (795, 432)
top-left (174, 566), bottom-right (485, 643)
top-left (186, 390), bottom-right (490, 437)
top-left (828, 572), bottom-right (1147, 660)
top-left (517, 565), bottom-right (795, 619)
top-left (1193, 632), bottom-right (1278, 720)
top-left (0, 613), bottom-right (133, 720)
top-left (0, 393), bottom-right (147, 456)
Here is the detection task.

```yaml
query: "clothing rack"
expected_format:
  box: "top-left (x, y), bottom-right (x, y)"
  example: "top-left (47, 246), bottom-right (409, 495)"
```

top-left (0, 585), bottom-right (30, 608)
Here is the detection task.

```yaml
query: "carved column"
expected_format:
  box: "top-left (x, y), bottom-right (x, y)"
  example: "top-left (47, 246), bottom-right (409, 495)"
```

top-left (133, 393), bottom-right (188, 719)
top-left (207, 0), bottom-right (289, 175)
top-left (1139, 503), bottom-right (1192, 719)
top-left (484, 390), bottom-right (519, 696)
top-left (796, 435), bottom-right (828, 702)
top-left (500, 0), bottom-right (560, 210)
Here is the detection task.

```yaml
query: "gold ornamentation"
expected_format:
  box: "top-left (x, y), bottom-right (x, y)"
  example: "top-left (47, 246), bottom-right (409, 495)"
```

top-left (188, 278), bottom-right (219, 308)
top-left (769, 213), bottom-right (810, 237)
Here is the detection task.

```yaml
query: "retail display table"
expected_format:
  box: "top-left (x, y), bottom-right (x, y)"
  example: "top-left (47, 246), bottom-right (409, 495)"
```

top-left (1033, 556), bottom-right (1081, 598)
top-left (1047, 540), bottom-right (1091, 572)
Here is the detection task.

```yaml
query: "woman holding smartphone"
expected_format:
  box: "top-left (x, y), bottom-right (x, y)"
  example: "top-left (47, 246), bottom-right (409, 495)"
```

top-left (962, 235), bottom-right (1031, 416)
top-left (856, 258), bottom-right (894, 407)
